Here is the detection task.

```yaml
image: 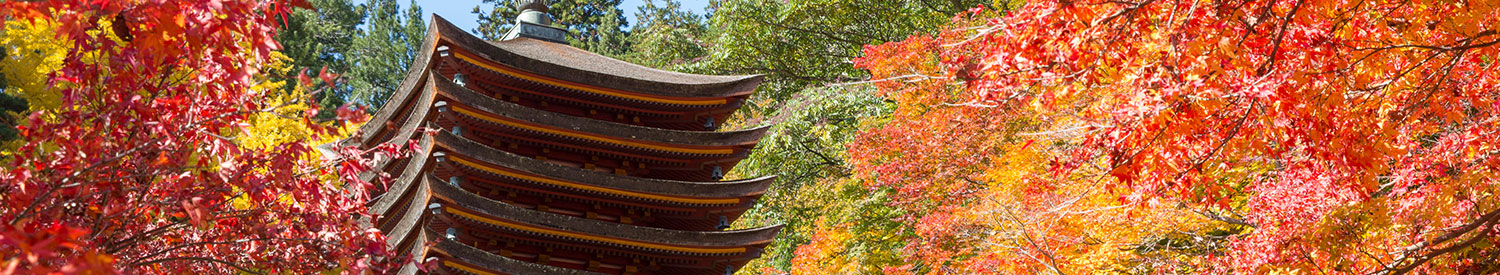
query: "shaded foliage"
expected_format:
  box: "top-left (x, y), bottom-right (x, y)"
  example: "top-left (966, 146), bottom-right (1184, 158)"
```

top-left (0, 54), bottom-right (25, 143)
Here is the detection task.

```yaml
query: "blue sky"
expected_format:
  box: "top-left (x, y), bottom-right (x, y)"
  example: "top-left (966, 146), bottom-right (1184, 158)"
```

top-left (409, 0), bottom-right (713, 32)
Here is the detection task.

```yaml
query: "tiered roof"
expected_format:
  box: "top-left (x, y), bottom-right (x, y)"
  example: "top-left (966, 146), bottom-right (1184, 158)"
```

top-left (354, 8), bottom-right (779, 275)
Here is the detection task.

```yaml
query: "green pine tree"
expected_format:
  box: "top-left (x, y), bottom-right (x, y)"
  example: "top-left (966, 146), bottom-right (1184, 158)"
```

top-left (275, 0), bottom-right (364, 120)
top-left (619, 0), bottom-right (709, 70)
top-left (474, 0), bottom-right (631, 56)
top-left (347, 0), bottom-right (427, 110)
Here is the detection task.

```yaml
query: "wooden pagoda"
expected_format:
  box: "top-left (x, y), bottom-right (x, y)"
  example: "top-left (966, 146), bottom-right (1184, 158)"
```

top-left (349, 2), bottom-right (780, 274)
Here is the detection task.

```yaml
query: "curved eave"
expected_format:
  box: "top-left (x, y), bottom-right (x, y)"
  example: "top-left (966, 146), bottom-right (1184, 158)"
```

top-left (443, 54), bottom-right (743, 120)
top-left (424, 229), bottom-right (601, 275)
top-left (357, 79), bottom-right (438, 184)
top-left (393, 228), bottom-right (429, 274)
top-left (370, 134), bottom-right (438, 217)
top-left (356, 14), bottom-right (765, 147)
top-left (433, 74), bottom-right (769, 147)
top-left (429, 15), bottom-right (763, 99)
top-left (385, 187), bottom-right (433, 274)
top-left (354, 24), bottom-right (439, 147)
top-left (428, 177), bottom-right (783, 252)
top-left (435, 131), bottom-right (774, 199)
top-left (381, 176), bottom-right (431, 247)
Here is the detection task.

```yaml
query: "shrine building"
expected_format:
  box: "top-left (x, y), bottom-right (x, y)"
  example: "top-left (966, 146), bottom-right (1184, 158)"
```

top-left (349, 1), bottom-right (781, 274)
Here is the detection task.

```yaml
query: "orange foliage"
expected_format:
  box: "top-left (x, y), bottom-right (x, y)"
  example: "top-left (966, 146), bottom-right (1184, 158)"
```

top-left (838, 0), bottom-right (1500, 273)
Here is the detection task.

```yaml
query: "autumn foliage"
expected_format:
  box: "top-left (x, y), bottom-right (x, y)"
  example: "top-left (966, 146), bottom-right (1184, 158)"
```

top-left (3, 0), bottom-right (1498, 273)
top-left (826, 0), bottom-right (1500, 274)
top-left (0, 1), bottom-right (398, 273)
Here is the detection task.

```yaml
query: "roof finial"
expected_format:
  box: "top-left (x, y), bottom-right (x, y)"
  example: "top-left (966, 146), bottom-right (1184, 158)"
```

top-left (515, 0), bottom-right (552, 25)
top-left (518, 0), bottom-right (550, 13)
top-left (503, 0), bottom-right (567, 43)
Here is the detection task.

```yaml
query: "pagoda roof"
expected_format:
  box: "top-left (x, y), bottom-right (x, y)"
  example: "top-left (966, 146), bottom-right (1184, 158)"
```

top-left (423, 229), bottom-right (602, 275)
top-left (366, 123), bottom-right (773, 231)
top-left (351, 11), bottom-right (781, 274)
top-left (359, 77), bottom-right (773, 207)
top-left (354, 77), bottom-right (435, 184)
top-left (428, 176), bottom-right (783, 252)
top-left (380, 175), bottom-right (430, 244)
top-left (390, 228), bottom-right (599, 275)
top-left (432, 131), bottom-right (774, 204)
top-left (392, 230), bottom-right (427, 274)
top-left (355, 72), bottom-right (769, 191)
top-left (431, 74), bottom-right (771, 149)
top-left (430, 15), bottom-right (764, 98)
top-left (355, 14), bottom-right (766, 148)
top-left (355, 69), bottom-right (769, 158)
top-left (368, 133), bottom-right (436, 223)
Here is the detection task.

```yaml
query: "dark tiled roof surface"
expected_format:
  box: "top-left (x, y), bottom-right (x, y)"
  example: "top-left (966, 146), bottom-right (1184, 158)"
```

top-left (431, 15), bottom-right (764, 98)
top-left (380, 176), bottom-right (430, 248)
top-left (357, 79), bottom-right (437, 181)
top-left (368, 133), bottom-right (436, 216)
top-left (487, 37), bottom-right (752, 86)
top-left (420, 228), bottom-right (602, 275)
top-left (428, 176), bottom-right (783, 248)
top-left (432, 74), bottom-right (771, 147)
top-left (356, 15), bottom-right (766, 148)
top-left (355, 77), bottom-right (774, 206)
top-left (432, 131), bottom-right (774, 198)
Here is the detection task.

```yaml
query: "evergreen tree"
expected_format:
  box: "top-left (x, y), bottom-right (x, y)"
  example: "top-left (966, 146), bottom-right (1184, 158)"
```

top-left (705, 0), bottom-right (1004, 103)
top-left (347, 0), bottom-right (427, 110)
top-left (474, 0), bottom-right (631, 55)
top-left (275, 0), bottom-right (364, 120)
top-left (620, 0), bottom-right (708, 70)
top-left (0, 55), bottom-right (22, 143)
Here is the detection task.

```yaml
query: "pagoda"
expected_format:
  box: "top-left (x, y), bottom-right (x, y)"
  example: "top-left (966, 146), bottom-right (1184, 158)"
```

top-left (348, 1), bottom-right (781, 274)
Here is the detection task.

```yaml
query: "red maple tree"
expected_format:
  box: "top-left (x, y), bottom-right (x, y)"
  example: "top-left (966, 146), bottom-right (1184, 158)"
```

top-left (0, 1), bottom-right (402, 273)
top-left (846, 0), bottom-right (1500, 273)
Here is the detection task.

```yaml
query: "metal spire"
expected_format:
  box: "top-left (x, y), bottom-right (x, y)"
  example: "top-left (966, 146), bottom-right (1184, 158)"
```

top-left (502, 0), bottom-right (568, 43)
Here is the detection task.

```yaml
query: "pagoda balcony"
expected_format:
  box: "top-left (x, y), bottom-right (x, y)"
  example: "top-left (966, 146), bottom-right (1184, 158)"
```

top-left (425, 75), bottom-right (766, 182)
top-left (366, 132), bottom-right (773, 231)
top-left (428, 131), bottom-right (769, 230)
top-left (424, 176), bottom-right (780, 275)
top-left (351, 13), bottom-right (783, 275)
top-left (421, 16), bottom-right (762, 131)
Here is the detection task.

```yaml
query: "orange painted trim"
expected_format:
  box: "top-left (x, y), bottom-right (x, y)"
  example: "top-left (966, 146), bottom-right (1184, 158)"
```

top-left (445, 207), bottom-right (748, 254)
top-left (451, 106), bottom-right (734, 155)
top-left (442, 260), bottom-right (498, 275)
top-left (448, 50), bottom-right (731, 106)
top-left (450, 156), bottom-right (741, 205)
